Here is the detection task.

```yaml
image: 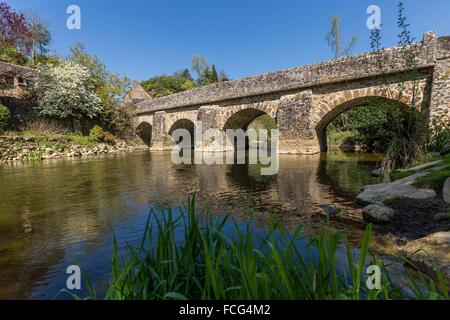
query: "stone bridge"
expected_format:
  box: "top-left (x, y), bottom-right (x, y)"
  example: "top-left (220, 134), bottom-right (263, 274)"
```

top-left (133, 32), bottom-right (450, 154)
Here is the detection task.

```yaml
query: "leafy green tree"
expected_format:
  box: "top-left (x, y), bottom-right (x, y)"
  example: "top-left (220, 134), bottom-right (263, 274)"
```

top-left (69, 43), bottom-right (130, 111)
top-left (0, 44), bottom-right (28, 65)
top-left (142, 73), bottom-right (198, 98)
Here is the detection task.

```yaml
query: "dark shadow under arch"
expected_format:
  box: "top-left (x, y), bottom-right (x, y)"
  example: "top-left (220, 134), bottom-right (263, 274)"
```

top-left (169, 119), bottom-right (195, 148)
top-left (136, 122), bottom-right (153, 147)
top-left (223, 108), bottom-right (277, 150)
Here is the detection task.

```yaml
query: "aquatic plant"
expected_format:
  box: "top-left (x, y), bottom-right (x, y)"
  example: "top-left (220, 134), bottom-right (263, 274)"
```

top-left (67, 197), bottom-right (448, 300)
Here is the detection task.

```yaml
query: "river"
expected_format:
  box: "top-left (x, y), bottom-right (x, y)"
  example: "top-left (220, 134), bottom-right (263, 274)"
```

top-left (0, 149), bottom-right (382, 299)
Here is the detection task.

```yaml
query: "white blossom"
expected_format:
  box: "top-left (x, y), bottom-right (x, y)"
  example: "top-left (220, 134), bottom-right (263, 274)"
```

top-left (34, 61), bottom-right (103, 119)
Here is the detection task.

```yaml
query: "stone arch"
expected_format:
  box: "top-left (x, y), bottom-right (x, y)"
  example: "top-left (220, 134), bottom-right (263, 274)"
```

top-left (168, 118), bottom-right (196, 148)
top-left (315, 94), bottom-right (409, 152)
top-left (222, 107), bottom-right (277, 150)
top-left (136, 122), bottom-right (153, 147)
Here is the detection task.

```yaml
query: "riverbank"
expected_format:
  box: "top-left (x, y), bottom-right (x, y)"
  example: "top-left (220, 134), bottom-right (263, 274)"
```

top-left (0, 133), bottom-right (148, 162)
top-left (356, 156), bottom-right (450, 283)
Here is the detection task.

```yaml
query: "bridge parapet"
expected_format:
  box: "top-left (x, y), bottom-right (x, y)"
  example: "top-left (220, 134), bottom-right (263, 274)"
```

top-left (136, 32), bottom-right (438, 115)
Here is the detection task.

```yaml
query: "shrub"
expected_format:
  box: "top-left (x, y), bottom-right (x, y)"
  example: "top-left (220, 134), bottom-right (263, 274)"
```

top-left (427, 114), bottom-right (450, 153)
top-left (105, 104), bottom-right (136, 139)
top-left (89, 125), bottom-right (115, 144)
top-left (89, 125), bottom-right (105, 142)
top-left (0, 103), bottom-right (10, 132)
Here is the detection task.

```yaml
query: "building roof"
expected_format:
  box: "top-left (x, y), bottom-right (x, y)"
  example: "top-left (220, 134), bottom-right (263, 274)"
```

top-left (123, 80), bottom-right (153, 104)
top-left (0, 61), bottom-right (36, 79)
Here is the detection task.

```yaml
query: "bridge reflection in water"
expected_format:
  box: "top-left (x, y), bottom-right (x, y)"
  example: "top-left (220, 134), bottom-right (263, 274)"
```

top-left (0, 150), bottom-right (380, 299)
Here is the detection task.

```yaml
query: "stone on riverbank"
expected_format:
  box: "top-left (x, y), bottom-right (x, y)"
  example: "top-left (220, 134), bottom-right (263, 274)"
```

top-left (356, 173), bottom-right (437, 205)
top-left (444, 177), bottom-right (450, 205)
top-left (399, 232), bottom-right (450, 283)
top-left (362, 203), bottom-right (395, 224)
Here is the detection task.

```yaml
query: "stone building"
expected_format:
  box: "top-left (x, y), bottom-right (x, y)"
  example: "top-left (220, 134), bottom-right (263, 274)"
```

top-left (0, 61), bottom-right (37, 128)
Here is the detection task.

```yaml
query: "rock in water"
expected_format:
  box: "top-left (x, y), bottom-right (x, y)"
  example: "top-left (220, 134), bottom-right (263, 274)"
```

top-left (370, 168), bottom-right (383, 177)
top-left (444, 177), bottom-right (450, 205)
top-left (356, 172), bottom-right (436, 205)
top-left (362, 203), bottom-right (394, 224)
top-left (399, 232), bottom-right (450, 284)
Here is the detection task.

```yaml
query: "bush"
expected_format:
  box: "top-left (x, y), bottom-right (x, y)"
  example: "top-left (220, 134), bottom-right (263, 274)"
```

top-left (89, 125), bottom-right (115, 144)
top-left (105, 104), bottom-right (136, 139)
top-left (427, 115), bottom-right (450, 153)
top-left (0, 104), bottom-right (10, 132)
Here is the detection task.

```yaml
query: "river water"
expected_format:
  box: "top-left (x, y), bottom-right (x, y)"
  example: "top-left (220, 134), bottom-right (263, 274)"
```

top-left (0, 150), bottom-right (382, 299)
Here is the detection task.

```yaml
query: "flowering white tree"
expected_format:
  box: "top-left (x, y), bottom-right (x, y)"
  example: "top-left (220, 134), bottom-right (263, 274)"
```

top-left (34, 61), bottom-right (103, 120)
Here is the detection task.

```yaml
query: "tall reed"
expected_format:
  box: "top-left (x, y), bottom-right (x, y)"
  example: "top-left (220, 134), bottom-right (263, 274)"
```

top-left (71, 197), bottom-right (448, 300)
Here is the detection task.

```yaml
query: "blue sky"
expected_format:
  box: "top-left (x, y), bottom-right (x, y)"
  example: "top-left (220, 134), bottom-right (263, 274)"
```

top-left (7, 0), bottom-right (450, 81)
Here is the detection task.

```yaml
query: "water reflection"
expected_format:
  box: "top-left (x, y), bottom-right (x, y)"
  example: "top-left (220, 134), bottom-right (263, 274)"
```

top-left (0, 150), bottom-right (380, 299)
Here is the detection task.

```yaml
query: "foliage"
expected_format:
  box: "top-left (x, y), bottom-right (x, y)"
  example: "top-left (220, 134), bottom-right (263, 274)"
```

top-left (89, 125), bottom-right (115, 144)
top-left (142, 73), bottom-right (198, 98)
top-left (0, 43), bottom-right (28, 65)
top-left (34, 61), bottom-right (103, 120)
top-left (414, 166), bottom-right (450, 189)
top-left (325, 15), bottom-right (358, 58)
top-left (327, 103), bottom-right (397, 153)
top-left (105, 104), bottom-right (136, 139)
top-left (329, 103), bottom-right (392, 132)
top-left (378, 1), bottom-right (426, 174)
top-left (248, 114), bottom-right (277, 139)
top-left (0, 2), bottom-right (31, 55)
top-left (69, 43), bottom-right (131, 111)
top-left (71, 197), bottom-right (448, 300)
top-left (22, 10), bottom-right (51, 66)
top-left (191, 55), bottom-right (228, 85)
top-left (427, 113), bottom-right (450, 153)
top-left (0, 103), bottom-right (10, 132)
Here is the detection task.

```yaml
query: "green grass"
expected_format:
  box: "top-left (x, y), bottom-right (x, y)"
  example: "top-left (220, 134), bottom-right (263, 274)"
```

top-left (390, 154), bottom-right (450, 187)
top-left (327, 130), bottom-right (360, 147)
top-left (66, 197), bottom-right (449, 300)
top-left (414, 166), bottom-right (450, 188)
top-left (390, 169), bottom-right (419, 181)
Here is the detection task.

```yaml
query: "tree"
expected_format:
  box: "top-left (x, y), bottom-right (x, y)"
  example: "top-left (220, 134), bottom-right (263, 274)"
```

top-left (191, 55), bottom-right (208, 81)
top-left (0, 2), bottom-right (31, 55)
top-left (141, 72), bottom-right (198, 98)
top-left (325, 15), bottom-right (358, 58)
top-left (218, 70), bottom-right (229, 82)
top-left (69, 43), bottom-right (130, 111)
top-left (22, 11), bottom-right (51, 66)
top-left (34, 61), bottom-right (103, 125)
top-left (0, 45), bottom-right (28, 65)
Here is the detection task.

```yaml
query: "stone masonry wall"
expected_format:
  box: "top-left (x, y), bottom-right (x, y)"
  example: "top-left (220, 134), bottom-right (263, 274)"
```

top-left (136, 32), bottom-right (437, 114)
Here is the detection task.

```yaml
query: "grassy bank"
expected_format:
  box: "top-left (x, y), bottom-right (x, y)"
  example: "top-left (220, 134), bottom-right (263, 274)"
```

top-left (390, 154), bottom-right (450, 189)
top-left (69, 197), bottom-right (448, 300)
